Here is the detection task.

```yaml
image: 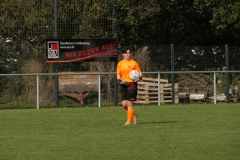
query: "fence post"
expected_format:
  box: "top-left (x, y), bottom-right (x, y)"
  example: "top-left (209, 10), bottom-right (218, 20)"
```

top-left (54, 0), bottom-right (59, 107)
top-left (113, 0), bottom-right (118, 106)
top-left (158, 73), bottom-right (161, 105)
top-left (225, 44), bottom-right (229, 103)
top-left (171, 44), bottom-right (175, 104)
top-left (114, 60), bottom-right (118, 106)
top-left (98, 73), bottom-right (101, 107)
top-left (37, 75), bottom-right (39, 109)
top-left (214, 72), bottom-right (217, 104)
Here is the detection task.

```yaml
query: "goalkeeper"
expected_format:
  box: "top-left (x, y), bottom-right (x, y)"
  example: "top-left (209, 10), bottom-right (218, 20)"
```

top-left (116, 47), bottom-right (142, 125)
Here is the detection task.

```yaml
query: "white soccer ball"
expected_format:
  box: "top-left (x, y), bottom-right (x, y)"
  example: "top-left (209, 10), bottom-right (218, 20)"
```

top-left (129, 70), bottom-right (140, 81)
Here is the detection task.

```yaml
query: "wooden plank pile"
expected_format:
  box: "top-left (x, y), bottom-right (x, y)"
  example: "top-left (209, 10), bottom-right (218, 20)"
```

top-left (134, 77), bottom-right (179, 104)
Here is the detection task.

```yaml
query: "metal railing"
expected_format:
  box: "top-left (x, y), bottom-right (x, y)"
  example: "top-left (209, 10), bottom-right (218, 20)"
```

top-left (0, 70), bottom-right (239, 109)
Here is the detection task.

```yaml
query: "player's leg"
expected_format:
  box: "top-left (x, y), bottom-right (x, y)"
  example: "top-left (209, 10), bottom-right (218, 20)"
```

top-left (120, 85), bottom-right (129, 124)
top-left (125, 100), bottom-right (134, 125)
top-left (125, 82), bottom-right (138, 125)
top-left (125, 100), bottom-right (137, 125)
top-left (120, 85), bottom-right (128, 111)
top-left (122, 100), bottom-right (128, 112)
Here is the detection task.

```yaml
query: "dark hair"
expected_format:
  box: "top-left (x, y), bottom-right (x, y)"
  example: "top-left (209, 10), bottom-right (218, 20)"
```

top-left (121, 47), bottom-right (131, 54)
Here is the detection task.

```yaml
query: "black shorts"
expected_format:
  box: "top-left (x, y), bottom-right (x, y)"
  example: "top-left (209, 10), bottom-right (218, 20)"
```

top-left (120, 82), bottom-right (138, 101)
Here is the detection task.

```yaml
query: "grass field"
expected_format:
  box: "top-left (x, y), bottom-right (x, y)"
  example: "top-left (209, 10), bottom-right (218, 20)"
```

top-left (0, 103), bottom-right (240, 160)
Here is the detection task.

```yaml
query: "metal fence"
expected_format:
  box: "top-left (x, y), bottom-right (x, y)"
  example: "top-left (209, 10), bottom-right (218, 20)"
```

top-left (0, 71), bottom-right (239, 109)
top-left (1, 0), bottom-right (240, 109)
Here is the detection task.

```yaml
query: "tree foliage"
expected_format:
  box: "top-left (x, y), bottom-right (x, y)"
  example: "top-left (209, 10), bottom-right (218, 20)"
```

top-left (117, 0), bottom-right (240, 46)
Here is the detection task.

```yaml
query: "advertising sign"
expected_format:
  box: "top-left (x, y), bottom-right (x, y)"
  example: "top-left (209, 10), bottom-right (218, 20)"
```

top-left (46, 39), bottom-right (117, 63)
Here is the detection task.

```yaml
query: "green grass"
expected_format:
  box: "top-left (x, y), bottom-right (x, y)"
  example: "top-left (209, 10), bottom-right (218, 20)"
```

top-left (0, 103), bottom-right (240, 160)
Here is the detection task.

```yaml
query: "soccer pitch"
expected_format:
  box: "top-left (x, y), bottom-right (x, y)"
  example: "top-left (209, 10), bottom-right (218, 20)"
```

top-left (0, 104), bottom-right (239, 160)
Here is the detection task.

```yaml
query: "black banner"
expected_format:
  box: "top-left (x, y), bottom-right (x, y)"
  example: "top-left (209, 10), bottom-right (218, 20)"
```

top-left (46, 39), bottom-right (117, 63)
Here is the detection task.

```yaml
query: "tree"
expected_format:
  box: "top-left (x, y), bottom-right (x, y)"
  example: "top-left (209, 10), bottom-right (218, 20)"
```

top-left (206, 0), bottom-right (240, 45)
top-left (118, 0), bottom-right (173, 45)
top-left (117, 0), bottom-right (240, 46)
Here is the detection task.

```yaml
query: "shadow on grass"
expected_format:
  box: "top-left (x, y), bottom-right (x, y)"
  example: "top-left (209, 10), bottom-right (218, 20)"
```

top-left (137, 121), bottom-right (179, 125)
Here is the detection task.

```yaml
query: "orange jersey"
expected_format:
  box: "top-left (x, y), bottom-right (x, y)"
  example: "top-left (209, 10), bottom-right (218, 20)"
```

top-left (117, 58), bottom-right (141, 82)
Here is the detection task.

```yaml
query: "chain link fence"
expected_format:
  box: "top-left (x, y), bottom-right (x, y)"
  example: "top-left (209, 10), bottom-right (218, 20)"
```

top-left (1, 0), bottom-right (240, 108)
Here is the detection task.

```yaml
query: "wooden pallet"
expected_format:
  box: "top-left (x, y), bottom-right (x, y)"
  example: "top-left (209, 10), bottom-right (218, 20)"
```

top-left (134, 77), bottom-right (179, 104)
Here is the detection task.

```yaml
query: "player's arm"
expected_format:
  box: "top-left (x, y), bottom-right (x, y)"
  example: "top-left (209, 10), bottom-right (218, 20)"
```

top-left (135, 62), bottom-right (143, 80)
top-left (117, 73), bottom-right (127, 85)
top-left (130, 61), bottom-right (142, 82)
top-left (116, 62), bottom-right (122, 81)
top-left (117, 73), bottom-right (121, 80)
top-left (138, 71), bottom-right (142, 77)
